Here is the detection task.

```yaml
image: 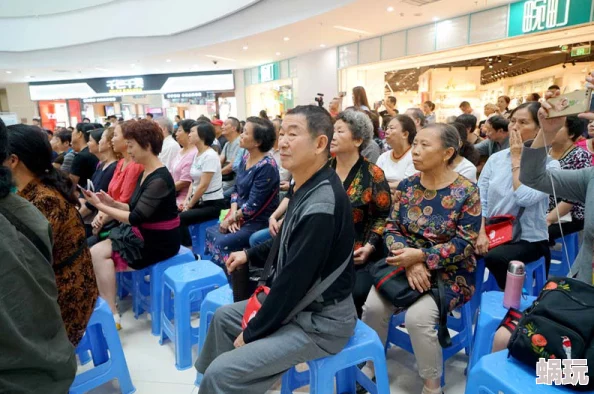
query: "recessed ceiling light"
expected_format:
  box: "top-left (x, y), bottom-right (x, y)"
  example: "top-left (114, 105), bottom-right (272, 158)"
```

top-left (95, 67), bottom-right (108, 72)
top-left (5, 71), bottom-right (12, 74)
top-left (387, 6), bottom-right (394, 12)
top-left (205, 54), bottom-right (237, 62)
top-left (283, 37), bottom-right (290, 41)
top-left (243, 46), bottom-right (249, 50)
top-left (166, 59), bottom-right (171, 63)
top-left (130, 63), bottom-right (136, 67)
top-left (320, 44), bottom-right (326, 48)
top-left (333, 25), bottom-right (372, 35)
top-left (433, 17), bottom-right (439, 21)
top-left (276, 52), bottom-right (281, 56)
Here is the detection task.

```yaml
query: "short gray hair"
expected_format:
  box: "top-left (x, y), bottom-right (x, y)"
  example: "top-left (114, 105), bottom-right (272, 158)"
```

top-left (425, 123), bottom-right (460, 165)
top-left (406, 108), bottom-right (426, 127)
top-left (157, 117), bottom-right (174, 135)
top-left (336, 109), bottom-right (373, 151)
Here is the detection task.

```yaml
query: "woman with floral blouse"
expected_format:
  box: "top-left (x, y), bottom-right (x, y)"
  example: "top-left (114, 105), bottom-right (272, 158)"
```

top-left (361, 123), bottom-right (481, 394)
top-left (205, 117), bottom-right (279, 269)
top-left (546, 116), bottom-right (591, 243)
top-left (330, 109), bottom-right (392, 317)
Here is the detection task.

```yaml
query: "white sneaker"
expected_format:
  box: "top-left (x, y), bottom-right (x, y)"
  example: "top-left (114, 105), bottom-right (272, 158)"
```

top-left (113, 314), bottom-right (122, 330)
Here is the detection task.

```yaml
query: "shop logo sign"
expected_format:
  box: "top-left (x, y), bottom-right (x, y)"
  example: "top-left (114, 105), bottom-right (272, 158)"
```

top-left (106, 78), bottom-right (144, 93)
top-left (508, 0), bottom-right (591, 37)
top-left (522, 0), bottom-right (570, 33)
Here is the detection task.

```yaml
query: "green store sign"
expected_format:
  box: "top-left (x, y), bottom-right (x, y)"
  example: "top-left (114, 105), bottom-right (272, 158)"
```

top-left (508, 0), bottom-right (593, 37)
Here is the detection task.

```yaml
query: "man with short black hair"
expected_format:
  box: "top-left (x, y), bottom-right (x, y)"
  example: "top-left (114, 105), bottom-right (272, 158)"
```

top-left (70, 123), bottom-right (99, 187)
top-left (547, 84), bottom-right (561, 95)
top-left (32, 117), bottom-right (41, 127)
top-left (196, 105), bottom-right (357, 393)
top-left (456, 114), bottom-right (479, 143)
top-left (82, 117), bottom-right (91, 123)
top-left (146, 113), bottom-right (154, 120)
top-left (476, 115), bottom-right (510, 157)
top-left (107, 115), bottom-right (117, 124)
top-left (51, 128), bottom-right (73, 171)
top-left (379, 95), bottom-right (398, 117)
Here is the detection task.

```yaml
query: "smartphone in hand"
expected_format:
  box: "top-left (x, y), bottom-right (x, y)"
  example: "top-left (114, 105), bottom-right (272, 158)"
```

top-left (547, 89), bottom-right (594, 118)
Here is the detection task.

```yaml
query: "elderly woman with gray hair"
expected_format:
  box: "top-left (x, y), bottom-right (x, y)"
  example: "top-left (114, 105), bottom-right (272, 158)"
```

top-left (329, 109), bottom-right (392, 316)
top-left (360, 123), bottom-right (481, 394)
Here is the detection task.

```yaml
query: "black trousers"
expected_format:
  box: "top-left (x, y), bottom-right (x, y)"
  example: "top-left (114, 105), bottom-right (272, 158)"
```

top-left (484, 240), bottom-right (550, 290)
top-left (548, 220), bottom-right (584, 245)
top-left (179, 199), bottom-right (226, 247)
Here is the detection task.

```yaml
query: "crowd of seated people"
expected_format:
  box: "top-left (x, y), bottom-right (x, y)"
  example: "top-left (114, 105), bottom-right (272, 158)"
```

top-left (7, 72), bottom-right (594, 394)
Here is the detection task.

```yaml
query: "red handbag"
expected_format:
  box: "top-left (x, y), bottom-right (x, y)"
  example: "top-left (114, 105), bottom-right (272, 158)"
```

top-left (484, 215), bottom-right (515, 249)
top-left (242, 286), bottom-right (270, 329)
top-left (484, 206), bottom-right (525, 249)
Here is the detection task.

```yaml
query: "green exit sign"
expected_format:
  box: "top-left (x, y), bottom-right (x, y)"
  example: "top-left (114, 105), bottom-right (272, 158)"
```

top-left (571, 46), bottom-right (591, 57)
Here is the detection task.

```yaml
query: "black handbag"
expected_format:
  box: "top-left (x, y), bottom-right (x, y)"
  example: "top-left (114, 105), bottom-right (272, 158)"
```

top-left (507, 277), bottom-right (594, 391)
top-left (369, 258), bottom-right (452, 348)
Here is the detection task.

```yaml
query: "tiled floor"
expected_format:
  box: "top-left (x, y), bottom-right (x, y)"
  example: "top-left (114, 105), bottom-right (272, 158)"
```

top-left (84, 299), bottom-right (468, 394)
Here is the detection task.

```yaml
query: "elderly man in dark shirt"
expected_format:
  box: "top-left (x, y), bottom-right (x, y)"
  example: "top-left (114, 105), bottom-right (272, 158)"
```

top-left (195, 105), bottom-right (357, 393)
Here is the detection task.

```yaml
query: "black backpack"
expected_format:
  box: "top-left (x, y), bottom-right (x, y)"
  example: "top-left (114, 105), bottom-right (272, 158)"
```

top-left (507, 277), bottom-right (594, 391)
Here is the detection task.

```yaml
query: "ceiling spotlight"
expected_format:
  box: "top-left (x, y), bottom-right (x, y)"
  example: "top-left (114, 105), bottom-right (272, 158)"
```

top-left (497, 56), bottom-right (502, 63)
top-left (489, 64), bottom-right (493, 69)
top-left (243, 46), bottom-right (249, 50)
top-left (396, 82), bottom-right (400, 86)
top-left (130, 63), bottom-right (136, 67)
top-left (166, 59), bottom-right (171, 63)
top-left (433, 17), bottom-right (439, 21)
top-left (508, 60), bottom-right (513, 66)
top-left (387, 6), bottom-right (394, 12)
top-left (487, 57), bottom-right (492, 62)
top-left (276, 52), bottom-right (281, 56)
top-left (5, 71), bottom-right (11, 74)
top-left (320, 44), bottom-right (326, 48)
top-left (283, 37), bottom-right (290, 41)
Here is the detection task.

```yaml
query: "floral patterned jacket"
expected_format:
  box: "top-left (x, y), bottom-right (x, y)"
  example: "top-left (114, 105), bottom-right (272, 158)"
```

top-left (384, 174), bottom-right (482, 310)
top-left (330, 156), bottom-right (392, 253)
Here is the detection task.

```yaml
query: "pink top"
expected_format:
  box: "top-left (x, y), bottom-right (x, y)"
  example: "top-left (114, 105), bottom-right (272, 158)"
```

top-left (171, 147), bottom-right (197, 206)
top-left (576, 140), bottom-right (594, 165)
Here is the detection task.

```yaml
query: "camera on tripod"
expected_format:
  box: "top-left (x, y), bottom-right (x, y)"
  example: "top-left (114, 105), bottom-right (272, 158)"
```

top-left (314, 93), bottom-right (324, 107)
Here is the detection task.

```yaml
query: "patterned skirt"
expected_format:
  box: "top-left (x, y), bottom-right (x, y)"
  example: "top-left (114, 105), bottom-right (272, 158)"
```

top-left (205, 220), bottom-right (268, 269)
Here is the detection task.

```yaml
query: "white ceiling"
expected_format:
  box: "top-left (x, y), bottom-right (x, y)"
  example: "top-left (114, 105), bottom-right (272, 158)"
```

top-left (0, 0), bottom-right (515, 86)
top-left (0, 0), bottom-right (115, 17)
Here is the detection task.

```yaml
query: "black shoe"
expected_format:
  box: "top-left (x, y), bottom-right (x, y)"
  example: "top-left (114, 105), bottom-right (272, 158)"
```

top-left (355, 376), bottom-right (375, 394)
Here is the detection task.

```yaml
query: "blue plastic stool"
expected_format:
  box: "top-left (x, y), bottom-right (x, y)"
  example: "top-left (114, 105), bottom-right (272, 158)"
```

top-left (386, 301), bottom-right (474, 387)
top-left (124, 246), bottom-right (195, 336)
top-left (280, 320), bottom-right (390, 394)
top-left (468, 291), bottom-right (536, 371)
top-left (524, 257), bottom-right (547, 296)
top-left (117, 272), bottom-right (132, 300)
top-left (194, 284), bottom-right (234, 386)
top-left (466, 350), bottom-right (575, 394)
top-left (70, 298), bottom-right (135, 394)
top-left (189, 219), bottom-right (219, 257)
top-left (160, 260), bottom-right (228, 370)
top-left (550, 233), bottom-right (580, 277)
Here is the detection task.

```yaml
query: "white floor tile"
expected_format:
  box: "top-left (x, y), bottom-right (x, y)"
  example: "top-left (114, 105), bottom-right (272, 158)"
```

top-left (77, 300), bottom-right (467, 394)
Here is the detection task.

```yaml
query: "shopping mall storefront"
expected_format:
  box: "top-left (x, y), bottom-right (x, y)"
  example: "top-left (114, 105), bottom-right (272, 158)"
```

top-left (243, 60), bottom-right (296, 118)
top-left (336, 0), bottom-right (594, 122)
top-left (29, 70), bottom-right (235, 129)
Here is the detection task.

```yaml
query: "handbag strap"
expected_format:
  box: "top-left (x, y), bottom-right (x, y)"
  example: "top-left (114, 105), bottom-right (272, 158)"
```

top-left (0, 203), bottom-right (52, 264)
top-left (435, 271), bottom-right (453, 349)
top-left (258, 225), bottom-right (283, 286)
top-left (281, 247), bottom-right (353, 325)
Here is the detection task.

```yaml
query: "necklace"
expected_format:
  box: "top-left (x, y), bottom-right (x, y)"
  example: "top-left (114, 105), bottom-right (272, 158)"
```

top-left (551, 144), bottom-right (575, 160)
top-left (391, 146), bottom-right (411, 161)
